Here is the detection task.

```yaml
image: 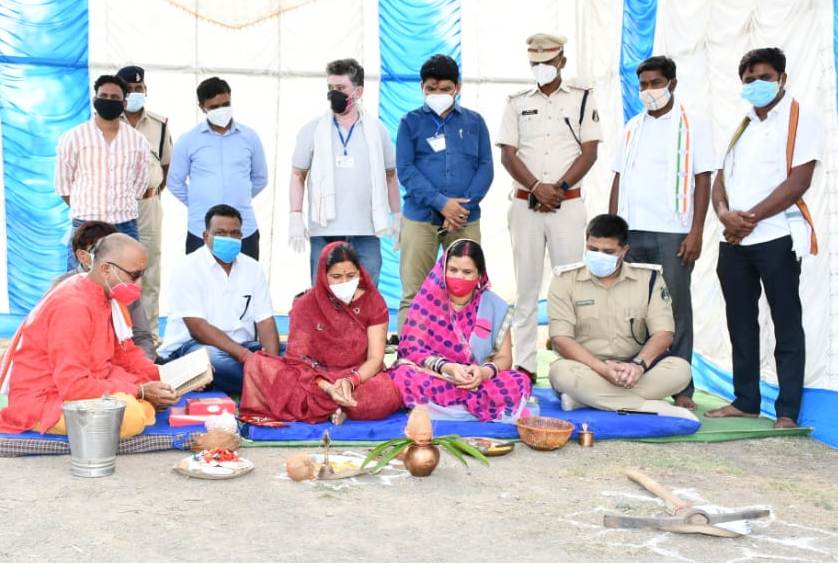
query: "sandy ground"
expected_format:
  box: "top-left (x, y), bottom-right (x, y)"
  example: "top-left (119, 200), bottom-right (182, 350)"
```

top-left (1, 436), bottom-right (836, 562)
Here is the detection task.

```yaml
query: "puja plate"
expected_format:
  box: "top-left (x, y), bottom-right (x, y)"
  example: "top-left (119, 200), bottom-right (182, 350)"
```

top-left (174, 454), bottom-right (255, 480)
top-left (465, 437), bottom-right (515, 457)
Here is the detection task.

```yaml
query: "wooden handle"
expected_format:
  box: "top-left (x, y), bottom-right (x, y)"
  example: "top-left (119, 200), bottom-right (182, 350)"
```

top-left (626, 469), bottom-right (692, 515)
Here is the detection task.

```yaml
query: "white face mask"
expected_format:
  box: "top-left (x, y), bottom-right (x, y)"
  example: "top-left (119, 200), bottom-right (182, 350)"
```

top-left (425, 93), bottom-right (454, 116)
top-left (125, 92), bottom-right (145, 112)
top-left (639, 84), bottom-right (672, 111)
top-left (330, 277), bottom-right (360, 304)
top-left (531, 63), bottom-right (559, 86)
top-left (206, 106), bottom-right (233, 127)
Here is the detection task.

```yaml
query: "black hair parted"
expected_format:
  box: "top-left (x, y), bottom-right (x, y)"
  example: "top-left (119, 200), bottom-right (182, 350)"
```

top-left (325, 242), bottom-right (361, 272)
top-left (446, 239), bottom-right (486, 277)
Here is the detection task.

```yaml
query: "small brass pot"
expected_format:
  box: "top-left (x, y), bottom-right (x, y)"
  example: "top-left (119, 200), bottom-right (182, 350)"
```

top-left (403, 443), bottom-right (440, 477)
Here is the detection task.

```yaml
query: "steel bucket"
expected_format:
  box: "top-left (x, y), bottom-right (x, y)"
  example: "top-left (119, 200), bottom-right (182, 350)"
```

top-left (62, 396), bottom-right (126, 478)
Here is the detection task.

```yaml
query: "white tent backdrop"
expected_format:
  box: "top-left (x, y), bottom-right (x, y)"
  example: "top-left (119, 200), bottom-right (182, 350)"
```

top-left (86, 0), bottom-right (837, 392)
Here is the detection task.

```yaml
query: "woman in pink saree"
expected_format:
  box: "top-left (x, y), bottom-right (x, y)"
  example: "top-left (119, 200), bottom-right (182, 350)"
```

top-left (390, 239), bottom-right (532, 422)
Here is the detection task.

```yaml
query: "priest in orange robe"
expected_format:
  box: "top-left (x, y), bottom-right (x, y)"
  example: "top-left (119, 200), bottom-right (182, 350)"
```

top-left (0, 234), bottom-right (177, 438)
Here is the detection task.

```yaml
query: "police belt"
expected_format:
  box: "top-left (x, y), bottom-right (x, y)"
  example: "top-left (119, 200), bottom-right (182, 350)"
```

top-left (515, 187), bottom-right (581, 201)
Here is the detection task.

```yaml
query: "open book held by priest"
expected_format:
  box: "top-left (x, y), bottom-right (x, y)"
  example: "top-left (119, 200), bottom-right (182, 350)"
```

top-left (158, 347), bottom-right (213, 396)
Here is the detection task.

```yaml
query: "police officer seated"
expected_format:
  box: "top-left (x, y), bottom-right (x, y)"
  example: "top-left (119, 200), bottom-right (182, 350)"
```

top-left (547, 214), bottom-right (697, 422)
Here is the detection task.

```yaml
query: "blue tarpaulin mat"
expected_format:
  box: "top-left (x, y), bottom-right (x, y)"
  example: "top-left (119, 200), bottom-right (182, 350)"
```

top-left (240, 387), bottom-right (700, 443)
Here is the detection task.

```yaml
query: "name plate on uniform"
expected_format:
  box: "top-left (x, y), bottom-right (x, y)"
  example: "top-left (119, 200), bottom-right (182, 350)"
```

top-left (335, 155), bottom-right (355, 168)
top-left (426, 135), bottom-right (446, 152)
top-left (575, 299), bottom-right (595, 307)
top-left (521, 109), bottom-right (538, 115)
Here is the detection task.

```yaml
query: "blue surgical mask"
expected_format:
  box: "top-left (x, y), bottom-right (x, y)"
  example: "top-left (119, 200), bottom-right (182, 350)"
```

top-left (211, 236), bottom-right (242, 263)
top-left (741, 79), bottom-right (780, 108)
top-left (584, 250), bottom-right (620, 278)
top-left (125, 92), bottom-right (145, 112)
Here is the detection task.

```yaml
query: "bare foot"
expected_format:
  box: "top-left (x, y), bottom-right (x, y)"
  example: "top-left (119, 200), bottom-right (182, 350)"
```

top-left (773, 416), bottom-right (798, 429)
top-left (673, 394), bottom-right (697, 410)
top-left (704, 404), bottom-right (758, 418)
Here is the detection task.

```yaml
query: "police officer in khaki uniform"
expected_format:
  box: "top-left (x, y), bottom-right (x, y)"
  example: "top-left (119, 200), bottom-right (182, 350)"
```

top-left (117, 65), bottom-right (173, 343)
top-left (496, 33), bottom-right (602, 381)
top-left (547, 214), bottom-right (696, 421)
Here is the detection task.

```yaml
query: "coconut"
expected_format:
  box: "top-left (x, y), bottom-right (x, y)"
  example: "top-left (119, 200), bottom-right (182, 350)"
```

top-left (191, 429), bottom-right (241, 452)
top-left (286, 453), bottom-right (317, 481)
top-left (404, 405), bottom-right (433, 443)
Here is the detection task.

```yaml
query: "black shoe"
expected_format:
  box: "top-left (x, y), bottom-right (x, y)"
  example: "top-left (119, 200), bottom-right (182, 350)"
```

top-left (387, 334), bottom-right (400, 346)
top-left (515, 365), bottom-right (537, 385)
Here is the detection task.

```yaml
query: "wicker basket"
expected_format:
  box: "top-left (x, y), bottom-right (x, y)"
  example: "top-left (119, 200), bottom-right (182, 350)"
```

top-left (516, 416), bottom-right (575, 451)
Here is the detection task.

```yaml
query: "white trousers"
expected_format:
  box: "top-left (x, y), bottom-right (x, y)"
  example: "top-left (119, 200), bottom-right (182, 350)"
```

top-left (508, 197), bottom-right (586, 373)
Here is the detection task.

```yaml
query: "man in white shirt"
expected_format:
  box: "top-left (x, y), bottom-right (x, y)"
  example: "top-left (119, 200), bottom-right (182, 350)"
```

top-left (708, 48), bottom-right (823, 429)
top-left (158, 204), bottom-right (280, 395)
top-left (288, 58), bottom-right (401, 286)
top-left (609, 56), bottom-right (715, 410)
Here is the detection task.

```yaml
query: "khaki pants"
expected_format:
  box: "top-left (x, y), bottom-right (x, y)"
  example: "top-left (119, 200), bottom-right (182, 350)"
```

top-left (138, 194), bottom-right (163, 340)
top-left (549, 357), bottom-right (691, 411)
top-left (509, 197), bottom-right (586, 372)
top-left (398, 217), bottom-right (481, 330)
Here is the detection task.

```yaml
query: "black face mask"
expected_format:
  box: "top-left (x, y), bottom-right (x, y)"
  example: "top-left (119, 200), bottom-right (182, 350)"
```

top-left (327, 90), bottom-right (349, 114)
top-left (94, 98), bottom-right (124, 120)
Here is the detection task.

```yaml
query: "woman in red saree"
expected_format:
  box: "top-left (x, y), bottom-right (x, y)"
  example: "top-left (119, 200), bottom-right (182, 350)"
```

top-left (240, 242), bottom-right (402, 423)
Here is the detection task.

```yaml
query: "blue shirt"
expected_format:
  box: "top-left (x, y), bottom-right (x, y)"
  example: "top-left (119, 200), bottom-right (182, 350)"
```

top-left (396, 104), bottom-right (493, 225)
top-left (167, 120), bottom-right (268, 236)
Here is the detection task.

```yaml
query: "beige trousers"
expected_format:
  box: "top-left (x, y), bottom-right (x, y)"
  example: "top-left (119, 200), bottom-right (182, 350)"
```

top-left (549, 357), bottom-right (691, 411)
top-left (398, 217), bottom-right (481, 330)
top-left (138, 194), bottom-right (163, 340)
top-left (508, 197), bottom-right (586, 372)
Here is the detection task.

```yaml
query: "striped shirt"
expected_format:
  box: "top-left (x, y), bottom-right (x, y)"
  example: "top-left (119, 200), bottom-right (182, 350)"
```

top-left (55, 119), bottom-right (150, 223)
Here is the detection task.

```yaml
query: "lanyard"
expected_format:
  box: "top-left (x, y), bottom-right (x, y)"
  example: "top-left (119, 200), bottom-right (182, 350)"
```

top-left (333, 116), bottom-right (358, 156)
top-left (431, 113), bottom-right (453, 136)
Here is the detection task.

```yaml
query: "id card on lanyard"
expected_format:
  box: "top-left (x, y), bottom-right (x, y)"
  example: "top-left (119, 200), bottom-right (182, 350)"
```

top-left (334, 116), bottom-right (358, 168)
top-left (426, 113), bottom-right (453, 152)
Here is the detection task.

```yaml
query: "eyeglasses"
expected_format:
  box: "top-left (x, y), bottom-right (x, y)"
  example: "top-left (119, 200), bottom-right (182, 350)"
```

top-left (107, 261), bottom-right (144, 282)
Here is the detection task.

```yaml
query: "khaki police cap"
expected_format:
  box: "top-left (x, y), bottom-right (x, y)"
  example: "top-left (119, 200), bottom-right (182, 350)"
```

top-left (526, 33), bottom-right (567, 63)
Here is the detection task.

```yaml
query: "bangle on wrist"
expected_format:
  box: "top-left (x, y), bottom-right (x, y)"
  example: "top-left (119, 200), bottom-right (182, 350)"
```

top-left (529, 178), bottom-right (540, 190)
top-left (138, 384), bottom-right (145, 401)
top-left (482, 362), bottom-right (499, 379)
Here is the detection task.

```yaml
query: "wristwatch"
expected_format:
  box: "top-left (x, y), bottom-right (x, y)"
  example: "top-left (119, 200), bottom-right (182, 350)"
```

top-left (631, 356), bottom-right (648, 372)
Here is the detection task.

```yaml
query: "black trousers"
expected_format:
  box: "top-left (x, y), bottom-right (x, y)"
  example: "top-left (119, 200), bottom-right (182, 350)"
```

top-left (716, 236), bottom-right (805, 420)
top-left (627, 230), bottom-right (694, 398)
top-left (186, 230), bottom-right (260, 261)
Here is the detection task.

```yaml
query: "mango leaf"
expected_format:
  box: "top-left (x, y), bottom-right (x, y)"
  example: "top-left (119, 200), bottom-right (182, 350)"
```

top-left (436, 438), bottom-right (469, 466)
top-left (362, 438), bottom-right (411, 469)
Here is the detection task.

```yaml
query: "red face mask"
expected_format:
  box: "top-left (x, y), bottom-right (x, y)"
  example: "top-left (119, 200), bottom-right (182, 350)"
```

top-left (110, 282), bottom-right (142, 306)
top-left (445, 276), bottom-right (479, 297)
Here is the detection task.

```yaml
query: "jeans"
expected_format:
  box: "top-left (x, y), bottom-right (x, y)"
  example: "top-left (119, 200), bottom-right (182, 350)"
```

top-left (165, 339), bottom-right (262, 396)
top-left (309, 235), bottom-right (382, 286)
top-left (187, 230), bottom-right (260, 261)
top-left (626, 230), bottom-right (694, 398)
top-left (716, 236), bottom-right (805, 420)
top-left (67, 218), bottom-right (139, 270)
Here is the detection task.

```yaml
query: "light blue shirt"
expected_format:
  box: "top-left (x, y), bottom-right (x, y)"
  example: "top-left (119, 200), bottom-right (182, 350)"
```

top-left (167, 119), bottom-right (268, 237)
